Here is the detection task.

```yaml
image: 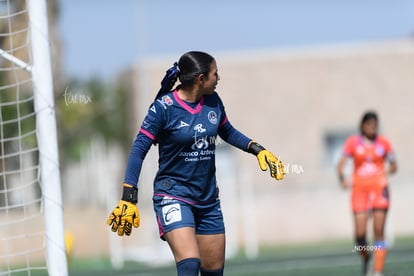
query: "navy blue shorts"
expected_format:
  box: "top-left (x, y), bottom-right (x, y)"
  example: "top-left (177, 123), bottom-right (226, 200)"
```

top-left (153, 195), bottom-right (225, 240)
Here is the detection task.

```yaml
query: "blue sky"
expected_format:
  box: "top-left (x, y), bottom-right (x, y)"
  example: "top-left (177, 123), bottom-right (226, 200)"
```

top-left (59, 0), bottom-right (414, 80)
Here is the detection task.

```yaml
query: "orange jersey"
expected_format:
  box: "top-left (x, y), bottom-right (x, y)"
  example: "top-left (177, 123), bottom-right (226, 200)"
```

top-left (343, 134), bottom-right (394, 188)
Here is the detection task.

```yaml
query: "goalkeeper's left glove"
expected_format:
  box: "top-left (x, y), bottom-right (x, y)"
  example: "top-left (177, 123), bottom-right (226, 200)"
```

top-left (248, 141), bottom-right (286, 180)
top-left (106, 184), bottom-right (140, 236)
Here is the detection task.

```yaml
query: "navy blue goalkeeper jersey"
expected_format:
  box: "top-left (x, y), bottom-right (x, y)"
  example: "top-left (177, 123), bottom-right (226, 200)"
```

top-left (124, 90), bottom-right (251, 204)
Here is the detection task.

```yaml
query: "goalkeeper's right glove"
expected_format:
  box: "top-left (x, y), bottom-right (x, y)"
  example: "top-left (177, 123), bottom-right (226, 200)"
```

top-left (106, 184), bottom-right (140, 236)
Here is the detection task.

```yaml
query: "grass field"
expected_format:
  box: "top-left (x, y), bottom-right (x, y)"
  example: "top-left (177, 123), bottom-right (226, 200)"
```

top-left (7, 237), bottom-right (414, 275)
top-left (65, 237), bottom-right (414, 276)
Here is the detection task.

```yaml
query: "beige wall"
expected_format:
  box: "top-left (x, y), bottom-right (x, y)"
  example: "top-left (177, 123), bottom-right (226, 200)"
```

top-left (132, 40), bottom-right (414, 248)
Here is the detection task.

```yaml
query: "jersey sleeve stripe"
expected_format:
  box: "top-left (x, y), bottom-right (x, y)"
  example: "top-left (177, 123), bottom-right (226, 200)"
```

top-left (140, 128), bottom-right (156, 140)
top-left (219, 116), bottom-right (228, 127)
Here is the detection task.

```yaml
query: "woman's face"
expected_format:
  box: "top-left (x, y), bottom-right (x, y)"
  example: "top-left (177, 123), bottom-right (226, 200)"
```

top-left (361, 118), bottom-right (378, 139)
top-left (201, 60), bottom-right (220, 95)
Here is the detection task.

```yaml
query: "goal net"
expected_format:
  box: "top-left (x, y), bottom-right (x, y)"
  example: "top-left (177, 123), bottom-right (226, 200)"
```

top-left (0, 0), bottom-right (67, 275)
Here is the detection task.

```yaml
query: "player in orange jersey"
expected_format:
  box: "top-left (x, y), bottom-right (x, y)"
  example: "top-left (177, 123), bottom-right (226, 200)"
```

top-left (337, 111), bottom-right (397, 276)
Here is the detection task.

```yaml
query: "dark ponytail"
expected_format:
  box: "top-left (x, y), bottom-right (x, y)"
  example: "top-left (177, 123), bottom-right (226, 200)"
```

top-left (155, 51), bottom-right (215, 100)
top-left (154, 62), bottom-right (180, 100)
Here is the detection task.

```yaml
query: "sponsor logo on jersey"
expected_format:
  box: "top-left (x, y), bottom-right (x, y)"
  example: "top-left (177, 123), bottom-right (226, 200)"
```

top-left (375, 146), bottom-right (385, 156)
top-left (150, 105), bottom-right (156, 113)
top-left (192, 136), bottom-right (209, 150)
top-left (192, 124), bottom-right (208, 150)
top-left (177, 123), bottom-right (216, 161)
top-left (162, 203), bottom-right (182, 225)
top-left (156, 99), bottom-right (168, 109)
top-left (162, 95), bottom-right (173, 106)
top-left (208, 111), bottom-right (218, 124)
top-left (194, 123), bottom-right (206, 133)
top-left (356, 145), bottom-right (365, 155)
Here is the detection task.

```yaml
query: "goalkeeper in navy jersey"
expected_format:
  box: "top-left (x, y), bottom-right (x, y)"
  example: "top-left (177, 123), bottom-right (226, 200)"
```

top-left (107, 51), bottom-right (285, 276)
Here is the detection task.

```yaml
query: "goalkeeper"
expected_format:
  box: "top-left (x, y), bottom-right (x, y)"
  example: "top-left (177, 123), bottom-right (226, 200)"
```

top-left (107, 51), bottom-right (285, 276)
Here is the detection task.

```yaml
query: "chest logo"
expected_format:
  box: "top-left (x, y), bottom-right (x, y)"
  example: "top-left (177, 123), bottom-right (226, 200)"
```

top-left (356, 145), bottom-right (365, 155)
top-left (376, 146), bottom-right (385, 156)
top-left (194, 124), bottom-right (206, 133)
top-left (208, 111), bottom-right (218, 124)
top-left (192, 124), bottom-right (208, 150)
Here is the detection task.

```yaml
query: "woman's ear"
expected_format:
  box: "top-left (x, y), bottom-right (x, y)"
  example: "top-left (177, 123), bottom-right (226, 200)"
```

top-left (196, 73), bottom-right (205, 86)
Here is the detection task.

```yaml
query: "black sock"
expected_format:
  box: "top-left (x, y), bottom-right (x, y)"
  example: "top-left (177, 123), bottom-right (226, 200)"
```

top-left (176, 258), bottom-right (200, 276)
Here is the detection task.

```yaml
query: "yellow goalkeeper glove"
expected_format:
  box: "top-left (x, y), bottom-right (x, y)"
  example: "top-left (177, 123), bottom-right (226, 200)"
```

top-left (248, 141), bottom-right (286, 180)
top-left (107, 184), bottom-right (140, 236)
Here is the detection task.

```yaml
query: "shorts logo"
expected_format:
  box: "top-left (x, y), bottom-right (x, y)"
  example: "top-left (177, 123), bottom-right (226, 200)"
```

top-left (208, 111), bottom-right (217, 124)
top-left (162, 203), bottom-right (182, 225)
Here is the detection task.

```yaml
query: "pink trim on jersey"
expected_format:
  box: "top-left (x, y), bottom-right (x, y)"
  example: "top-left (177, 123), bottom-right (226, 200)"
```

top-left (157, 216), bottom-right (165, 238)
top-left (219, 116), bottom-right (228, 127)
top-left (139, 128), bottom-right (155, 140)
top-left (173, 90), bottom-right (204, 114)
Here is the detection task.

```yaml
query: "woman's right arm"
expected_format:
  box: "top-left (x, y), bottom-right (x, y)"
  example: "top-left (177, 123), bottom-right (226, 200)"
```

top-left (123, 132), bottom-right (154, 187)
top-left (337, 155), bottom-right (350, 189)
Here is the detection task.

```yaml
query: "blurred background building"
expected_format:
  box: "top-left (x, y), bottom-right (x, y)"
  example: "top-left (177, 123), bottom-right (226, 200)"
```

top-left (38, 0), bottom-right (414, 263)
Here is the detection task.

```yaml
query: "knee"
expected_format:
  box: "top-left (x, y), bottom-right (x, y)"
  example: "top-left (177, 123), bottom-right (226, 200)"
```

top-left (176, 258), bottom-right (200, 276)
top-left (200, 267), bottom-right (224, 276)
top-left (373, 227), bottom-right (385, 240)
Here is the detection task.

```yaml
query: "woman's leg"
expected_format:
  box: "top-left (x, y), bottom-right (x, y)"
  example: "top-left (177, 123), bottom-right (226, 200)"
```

top-left (373, 209), bottom-right (387, 274)
top-left (354, 211), bottom-right (370, 274)
top-left (197, 233), bottom-right (225, 276)
top-left (164, 229), bottom-right (225, 276)
top-left (164, 227), bottom-right (200, 276)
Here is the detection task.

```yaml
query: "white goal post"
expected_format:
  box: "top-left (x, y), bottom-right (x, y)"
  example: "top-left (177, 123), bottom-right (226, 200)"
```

top-left (0, 0), bottom-right (67, 275)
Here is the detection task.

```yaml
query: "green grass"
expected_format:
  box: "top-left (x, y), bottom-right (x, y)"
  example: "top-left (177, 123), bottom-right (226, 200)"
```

top-left (5, 237), bottom-right (414, 275)
top-left (67, 236), bottom-right (414, 276)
